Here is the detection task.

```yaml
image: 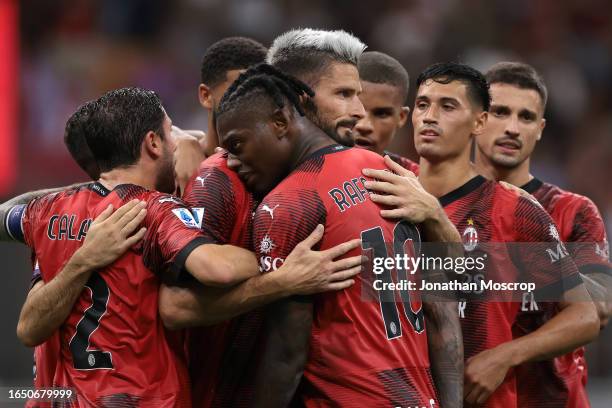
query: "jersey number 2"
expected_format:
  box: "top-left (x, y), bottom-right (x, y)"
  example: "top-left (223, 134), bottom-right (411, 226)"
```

top-left (69, 274), bottom-right (113, 370)
top-left (361, 221), bottom-right (424, 339)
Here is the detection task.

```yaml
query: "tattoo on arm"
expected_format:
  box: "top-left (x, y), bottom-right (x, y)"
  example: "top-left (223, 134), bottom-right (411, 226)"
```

top-left (423, 300), bottom-right (463, 408)
top-left (420, 237), bottom-right (463, 407)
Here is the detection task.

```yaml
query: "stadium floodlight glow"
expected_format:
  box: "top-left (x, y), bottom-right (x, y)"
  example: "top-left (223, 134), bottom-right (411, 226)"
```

top-left (0, 0), bottom-right (18, 195)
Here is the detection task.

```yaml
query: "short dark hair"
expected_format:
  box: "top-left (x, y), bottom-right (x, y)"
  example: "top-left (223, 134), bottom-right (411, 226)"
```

top-left (358, 51), bottom-right (410, 103)
top-left (486, 62), bottom-right (548, 109)
top-left (64, 101), bottom-right (101, 179)
top-left (200, 37), bottom-right (267, 87)
top-left (83, 87), bottom-right (166, 173)
top-left (217, 64), bottom-right (314, 120)
top-left (416, 62), bottom-right (490, 111)
top-left (267, 29), bottom-right (366, 86)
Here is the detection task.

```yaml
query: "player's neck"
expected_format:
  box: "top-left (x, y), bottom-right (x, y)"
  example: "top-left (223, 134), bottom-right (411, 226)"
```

top-left (474, 152), bottom-right (533, 187)
top-left (97, 166), bottom-right (156, 192)
top-left (206, 115), bottom-right (219, 153)
top-left (290, 121), bottom-right (335, 170)
top-left (418, 153), bottom-right (479, 198)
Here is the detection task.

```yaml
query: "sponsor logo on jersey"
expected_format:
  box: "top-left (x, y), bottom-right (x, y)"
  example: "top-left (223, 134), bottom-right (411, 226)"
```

top-left (260, 235), bottom-right (275, 254)
top-left (172, 208), bottom-right (204, 229)
top-left (546, 224), bottom-right (569, 263)
top-left (462, 218), bottom-right (478, 252)
top-left (261, 204), bottom-right (279, 219)
top-left (259, 256), bottom-right (285, 272)
top-left (195, 174), bottom-right (210, 187)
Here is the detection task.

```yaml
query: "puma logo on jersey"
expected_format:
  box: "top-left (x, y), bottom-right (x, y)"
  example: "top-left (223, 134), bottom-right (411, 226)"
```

top-left (195, 174), bottom-right (210, 187)
top-left (261, 204), bottom-right (279, 219)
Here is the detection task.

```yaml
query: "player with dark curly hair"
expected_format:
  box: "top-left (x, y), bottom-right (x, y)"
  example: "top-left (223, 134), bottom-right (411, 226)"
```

top-left (216, 64), bottom-right (462, 408)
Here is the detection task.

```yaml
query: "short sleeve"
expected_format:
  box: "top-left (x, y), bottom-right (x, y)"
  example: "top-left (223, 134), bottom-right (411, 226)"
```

top-left (183, 155), bottom-right (252, 246)
top-left (513, 196), bottom-right (582, 298)
top-left (140, 193), bottom-right (213, 283)
top-left (566, 197), bottom-right (611, 276)
top-left (253, 189), bottom-right (325, 273)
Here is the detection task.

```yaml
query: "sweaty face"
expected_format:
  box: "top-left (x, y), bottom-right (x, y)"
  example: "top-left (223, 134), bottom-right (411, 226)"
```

top-left (307, 62), bottom-right (365, 147)
top-left (354, 81), bottom-right (407, 155)
top-left (412, 79), bottom-right (485, 162)
top-left (217, 109), bottom-right (292, 197)
top-left (155, 114), bottom-right (178, 194)
top-left (477, 83), bottom-right (545, 169)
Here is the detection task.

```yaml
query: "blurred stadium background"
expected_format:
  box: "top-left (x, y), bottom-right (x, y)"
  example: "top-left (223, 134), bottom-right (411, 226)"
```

top-left (0, 0), bottom-right (610, 403)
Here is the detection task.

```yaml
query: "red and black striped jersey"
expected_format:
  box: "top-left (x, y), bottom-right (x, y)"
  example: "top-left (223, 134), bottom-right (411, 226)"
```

top-left (523, 178), bottom-right (610, 275)
top-left (441, 176), bottom-right (582, 408)
top-left (26, 260), bottom-right (60, 408)
top-left (182, 152), bottom-right (261, 408)
top-left (512, 178), bottom-right (611, 408)
top-left (6, 182), bottom-right (211, 407)
top-left (385, 150), bottom-right (420, 175)
top-left (253, 145), bottom-right (438, 407)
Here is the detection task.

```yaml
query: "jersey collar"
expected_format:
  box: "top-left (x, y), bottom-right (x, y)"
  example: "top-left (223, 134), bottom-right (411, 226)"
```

top-left (89, 182), bottom-right (111, 197)
top-left (520, 177), bottom-right (543, 194)
top-left (297, 144), bottom-right (348, 166)
top-left (439, 175), bottom-right (487, 207)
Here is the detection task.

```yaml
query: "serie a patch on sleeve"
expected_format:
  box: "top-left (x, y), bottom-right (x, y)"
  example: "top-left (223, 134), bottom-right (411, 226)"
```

top-left (172, 207), bottom-right (204, 229)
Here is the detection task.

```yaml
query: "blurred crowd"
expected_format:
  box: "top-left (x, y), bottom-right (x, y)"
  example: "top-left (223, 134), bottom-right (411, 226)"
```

top-left (17, 0), bottom-right (612, 214)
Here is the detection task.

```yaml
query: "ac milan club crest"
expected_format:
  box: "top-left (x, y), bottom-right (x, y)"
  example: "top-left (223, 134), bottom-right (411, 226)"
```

top-left (463, 218), bottom-right (478, 251)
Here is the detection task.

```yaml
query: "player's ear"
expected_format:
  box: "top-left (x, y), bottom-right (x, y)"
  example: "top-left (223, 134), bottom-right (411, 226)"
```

top-left (398, 106), bottom-right (410, 128)
top-left (199, 84), bottom-right (214, 110)
top-left (472, 111), bottom-right (488, 136)
top-left (536, 118), bottom-right (546, 141)
top-left (271, 108), bottom-right (290, 139)
top-left (143, 130), bottom-right (163, 159)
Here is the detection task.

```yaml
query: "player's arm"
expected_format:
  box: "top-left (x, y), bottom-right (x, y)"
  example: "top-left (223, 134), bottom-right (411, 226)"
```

top-left (363, 155), bottom-right (462, 254)
top-left (566, 197), bottom-right (612, 326)
top-left (172, 126), bottom-right (206, 195)
top-left (364, 156), bottom-right (465, 405)
top-left (183, 243), bottom-right (260, 287)
top-left (422, 286), bottom-right (463, 407)
top-left (464, 284), bottom-right (599, 404)
top-left (143, 194), bottom-right (259, 287)
top-left (580, 273), bottom-right (611, 327)
top-left (160, 226), bottom-right (361, 328)
top-left (252, 298), bottom-right (312, 407)
top-left (249, 193), bottom-right (329, 407)
top-left (464, 202), bottom-right (600, 405)
top-left (502, 284), bottom-right (599, 361)
top-left (16, 201), bottom-right (147, 347)
top-left (0, 182), bottom-right (87, 242)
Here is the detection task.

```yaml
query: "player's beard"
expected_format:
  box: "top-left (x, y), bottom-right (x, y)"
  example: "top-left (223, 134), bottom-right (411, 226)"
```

top-left (155, 146), bottom-right (177, 194)
top-left (490, 152), bottom-right (524, 168)
top-left (485, 139), bottom-right (527, 169)
top-left (303, 98), bottom-right (356, 147)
